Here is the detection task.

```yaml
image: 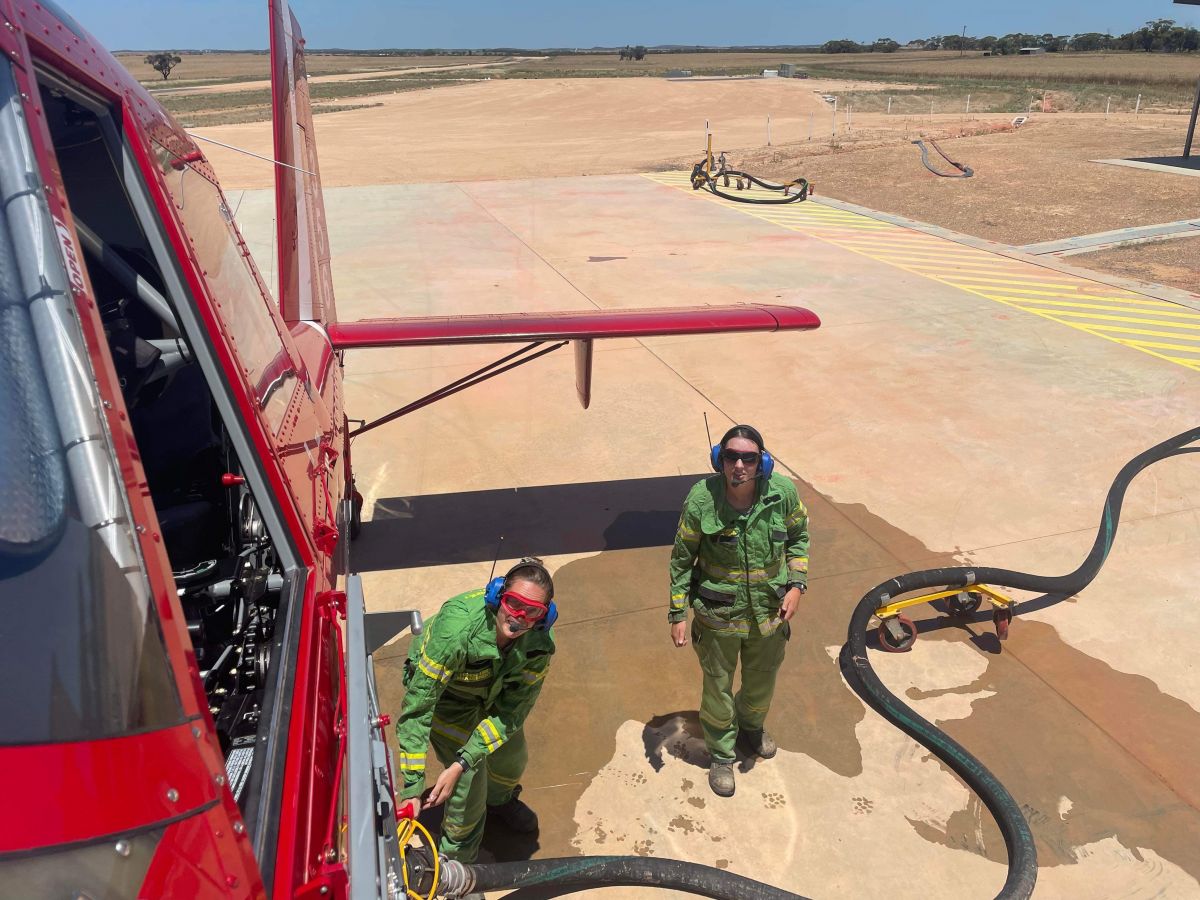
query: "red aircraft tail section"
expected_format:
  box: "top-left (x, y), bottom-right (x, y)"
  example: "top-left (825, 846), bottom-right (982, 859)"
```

top-left (270, 0), bottom-right (337, 324)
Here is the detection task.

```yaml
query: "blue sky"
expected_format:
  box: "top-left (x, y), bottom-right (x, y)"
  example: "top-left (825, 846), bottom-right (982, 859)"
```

top-left (68, 1), bottom-right (1200, 51)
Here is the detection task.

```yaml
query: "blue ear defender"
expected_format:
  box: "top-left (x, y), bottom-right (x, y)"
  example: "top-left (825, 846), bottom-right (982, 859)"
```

top-left (711, 425), bottom-right (774, 479)
top-left (484, 558), bottom-right (558, 630)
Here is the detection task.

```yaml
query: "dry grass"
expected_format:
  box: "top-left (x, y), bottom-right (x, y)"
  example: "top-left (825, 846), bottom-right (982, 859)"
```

top-left (805, 50), bottom-right (1200, 89)
top-left (116, 51), bottom-right (507, 85)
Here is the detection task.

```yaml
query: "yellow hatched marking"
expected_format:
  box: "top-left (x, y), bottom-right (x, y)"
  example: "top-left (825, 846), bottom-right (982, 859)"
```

top-left (643, 171), bottom-right (1200, 373)
top-left (999, 298), bottom-right (1200, 320)
top-left (938, 275), bottom-right (1095, 290)
top-left (1113, 338), bottom-right (1200, 354)
top-left (1015, 309), bottom-right (1200, 330)
top-left (875, 259), bottom-right (1040, 273)
top-left (1077, 324), bottom-right (1200, 342)
top-left (972, 288), bottom-right (1164, 304)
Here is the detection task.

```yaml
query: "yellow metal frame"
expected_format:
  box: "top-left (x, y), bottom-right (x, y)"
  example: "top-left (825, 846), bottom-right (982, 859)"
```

top-left (875, 584), bottom-right (1013, 620)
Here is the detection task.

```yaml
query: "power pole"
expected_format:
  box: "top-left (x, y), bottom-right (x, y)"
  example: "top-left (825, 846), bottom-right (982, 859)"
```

top-left (960, 25), bottom-right (966, 57)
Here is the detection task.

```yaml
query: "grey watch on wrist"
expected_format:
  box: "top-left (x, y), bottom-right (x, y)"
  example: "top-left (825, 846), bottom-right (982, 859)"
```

top-left (454, 752), bottom-right (471, 772)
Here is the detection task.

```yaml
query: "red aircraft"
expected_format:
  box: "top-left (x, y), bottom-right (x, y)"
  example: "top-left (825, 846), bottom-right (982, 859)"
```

top-left (0, 2), bottom-right (818, 897)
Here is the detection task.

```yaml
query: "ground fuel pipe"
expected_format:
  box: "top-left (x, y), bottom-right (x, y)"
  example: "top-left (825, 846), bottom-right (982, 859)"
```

top-left (845, 425), bottom-right (1200, 900)
top-left (407, 852), bottom-right (809, 899)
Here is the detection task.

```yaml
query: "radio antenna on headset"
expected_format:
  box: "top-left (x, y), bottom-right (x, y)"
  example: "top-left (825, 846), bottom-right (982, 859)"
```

top-left (487, 535), bottom-right (505, 582)
top-left (703, 411), bottom-right (713, 449)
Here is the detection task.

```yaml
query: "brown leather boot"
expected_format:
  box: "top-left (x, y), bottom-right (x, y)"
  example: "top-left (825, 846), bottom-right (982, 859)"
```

top-left (708, 761), bottom-right (736, 797)
top-left (737, 727), bottom-right (778, 759)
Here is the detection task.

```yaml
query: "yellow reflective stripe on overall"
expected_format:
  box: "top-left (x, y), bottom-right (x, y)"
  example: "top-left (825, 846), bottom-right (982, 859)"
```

top-left (396, 752), bottom-right (426, 771)
top-left (694, 610), bottom-right (751, 635)
top-left (489, 769), bottom-right (521, 788)
top-left (418, 649), bottom-right (453, 684)
top-left (475, 718), bottom-right (504, 752)
top-left (699, 706), bottom-right (734, 729)
top-left (788, 557), bottom-right (808, 574)
top-left (520, 667), bottom-right (547, 686)
top-left (431, 716), bottom-right (470, 744)
top-left (785, 504), bottom-right (807, 527)
top-left (676, 522), bottom-right (700, 543)
top-left (699, 558), bottom-right (781, 582)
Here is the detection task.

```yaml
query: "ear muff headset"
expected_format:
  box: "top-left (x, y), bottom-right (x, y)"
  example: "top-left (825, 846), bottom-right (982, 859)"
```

top-left (484, 557), bottom-right (558, 630)
top-left (711, 424), bottom-right (774, 479)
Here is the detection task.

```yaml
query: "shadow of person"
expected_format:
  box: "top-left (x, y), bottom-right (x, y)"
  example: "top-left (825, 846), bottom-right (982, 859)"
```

top-left (412, 791), bottom-right (542, 864)
top-left (642, 710), bottom-right (709, 772)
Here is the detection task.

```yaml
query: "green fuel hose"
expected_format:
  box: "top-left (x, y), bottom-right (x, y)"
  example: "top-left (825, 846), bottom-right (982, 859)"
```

top-left (845, 425), bottom-right (1200, 900)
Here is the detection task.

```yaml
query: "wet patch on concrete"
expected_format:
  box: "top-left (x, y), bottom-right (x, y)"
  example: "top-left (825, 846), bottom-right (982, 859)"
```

top-left (370, 474), bottom-right (1200, 885)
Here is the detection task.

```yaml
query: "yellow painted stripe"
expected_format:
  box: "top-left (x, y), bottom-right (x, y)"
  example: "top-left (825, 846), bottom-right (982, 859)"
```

top-left (643, 170), bottom-right (1199, 373)
top-left (1080, 323), bottom-right (1200, 342)
top-left (937, 275), bottom-right (1088, 289)
top-left (973, 288), bottom-right (1163, 304)
top-left (1016, 309), bottom-right (1200, 330)
top-left (1113, 338), bottom-right (1200, 354)
top-left (1000, 298), bottom-right (1200, 319)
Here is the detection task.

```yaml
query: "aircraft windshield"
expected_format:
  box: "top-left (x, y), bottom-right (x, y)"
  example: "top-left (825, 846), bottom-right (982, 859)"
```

top-left (0, 71), bottom-right (183, 744)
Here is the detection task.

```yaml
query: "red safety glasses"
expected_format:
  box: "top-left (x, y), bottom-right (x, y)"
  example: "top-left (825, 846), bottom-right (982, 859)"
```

top-left (499, 590), bottom-right (549, 622)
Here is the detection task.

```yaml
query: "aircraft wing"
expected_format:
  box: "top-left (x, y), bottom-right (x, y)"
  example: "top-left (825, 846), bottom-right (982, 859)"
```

top-left (326, 303), bottom-right (819, 348)
top-left (269, 0), bottom-right (337, 324)
top-left (328, 303), bottom-right (819, 409)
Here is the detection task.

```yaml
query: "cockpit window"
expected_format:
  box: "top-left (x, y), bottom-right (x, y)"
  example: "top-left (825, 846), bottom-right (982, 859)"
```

top-left (0, 61), bottom-right (183, 744)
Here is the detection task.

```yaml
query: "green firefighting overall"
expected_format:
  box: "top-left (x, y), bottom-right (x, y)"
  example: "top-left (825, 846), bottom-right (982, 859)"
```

top-left (669, 472), bottom-right (809, 762)
top-left (395, 589), bottom-right (554, 862)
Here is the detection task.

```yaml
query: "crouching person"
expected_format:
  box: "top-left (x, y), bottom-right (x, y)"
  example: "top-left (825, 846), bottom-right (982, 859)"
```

top-left (395, 558), bottom-right (556, 864)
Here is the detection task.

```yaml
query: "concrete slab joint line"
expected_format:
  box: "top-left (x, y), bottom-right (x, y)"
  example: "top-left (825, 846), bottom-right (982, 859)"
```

top-left (642, 172), bottom-right (1200, 327)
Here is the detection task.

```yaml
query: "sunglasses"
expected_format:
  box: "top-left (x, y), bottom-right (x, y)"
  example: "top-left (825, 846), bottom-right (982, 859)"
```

top-left (499, 590), bottom-right (548, 622)
top-left (721, 449), bottom-right (760, 465)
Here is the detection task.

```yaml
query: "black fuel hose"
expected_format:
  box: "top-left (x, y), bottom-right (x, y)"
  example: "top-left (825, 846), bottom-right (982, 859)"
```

top-left (690, 159), bottom-right (810, 205)
top-left (845, 425), bottom-right (1200, 900)
top-left (913, 139), bottom-right (973, 177)
top-left (444, 856), bottom-right (809, 899)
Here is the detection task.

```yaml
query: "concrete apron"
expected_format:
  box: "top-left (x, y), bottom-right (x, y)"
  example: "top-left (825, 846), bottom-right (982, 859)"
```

top-left (236, 176), bottom-right (1200, 898)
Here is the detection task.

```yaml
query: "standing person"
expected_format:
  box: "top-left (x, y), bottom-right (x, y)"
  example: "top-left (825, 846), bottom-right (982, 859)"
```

top-left (395, 558), bottom-right (556, 866)
top-left (668, 425), bottom-right (809, 797)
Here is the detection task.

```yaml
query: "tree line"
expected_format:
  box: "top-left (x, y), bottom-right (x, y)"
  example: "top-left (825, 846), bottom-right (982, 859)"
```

top-left (823, 19), bottom-right (1200, 54)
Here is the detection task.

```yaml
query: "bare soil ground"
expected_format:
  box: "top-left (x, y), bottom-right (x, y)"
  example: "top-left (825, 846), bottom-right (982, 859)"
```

top-left (727, 117), bottom-right (1200, 292)
top-left (196, 75), bottom-right (1199, 293)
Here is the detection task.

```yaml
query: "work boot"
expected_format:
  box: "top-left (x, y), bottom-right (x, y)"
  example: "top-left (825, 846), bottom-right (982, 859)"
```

top-left (708, 761), bottom-right (736, 797)
top-left (738, 727), bottom-right (778, 759)
top-left (487, 785), bottom-right (539, 833)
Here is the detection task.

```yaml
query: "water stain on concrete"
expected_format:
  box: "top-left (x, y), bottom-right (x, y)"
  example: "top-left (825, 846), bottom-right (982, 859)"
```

top-left (368, 475), bottom-right (1200, 880)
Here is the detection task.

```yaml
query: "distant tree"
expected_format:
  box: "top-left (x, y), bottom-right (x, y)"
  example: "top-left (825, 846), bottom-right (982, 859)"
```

top-left (144, 52), bottom-right (182, 80)
top-left (978, 35), bottom-right (998, 51)
top-left (822, 39), bottom-right (863, 53)
top-left (1069, 32), bottom-right (1110, 52)
top-left (619, 46), bottom-right (630, 60)
top-left (633, 45), bottom-right (647, 60)
top-left (871, 38), bottom-right (899, 53)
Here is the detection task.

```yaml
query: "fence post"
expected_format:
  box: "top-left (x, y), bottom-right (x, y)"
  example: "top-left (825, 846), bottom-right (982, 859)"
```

top-left (1105, 96), bottom-right (1111, 118)
top-left (887, 96), bottom-right (892, 114)
top-left (767, 114), bottom-right (771, 146)
top-left (1135, 93), bottom-right (1142, 116)
top-left (847, 105), bottom-right (852, 131)
top-left (965, 93), bottom-right (971, 116)
top-left (808, 112), bottom-right (813, 141)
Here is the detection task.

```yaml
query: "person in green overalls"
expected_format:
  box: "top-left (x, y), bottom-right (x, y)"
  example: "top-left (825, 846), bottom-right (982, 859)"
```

top-left (395, 558), bottom-right (556, 866)
top-left (669, 425), bottom-right (809, 797)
